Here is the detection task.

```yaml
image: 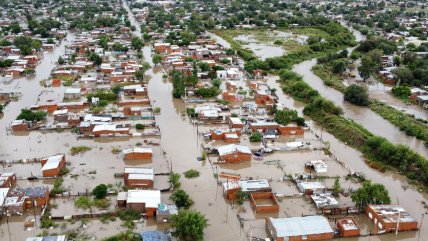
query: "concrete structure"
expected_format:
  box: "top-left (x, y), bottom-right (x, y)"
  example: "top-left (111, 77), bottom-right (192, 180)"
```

top-left (365, 204), bottom-right (418, 233)
top-left (266, 216), bottom-right (334, 241)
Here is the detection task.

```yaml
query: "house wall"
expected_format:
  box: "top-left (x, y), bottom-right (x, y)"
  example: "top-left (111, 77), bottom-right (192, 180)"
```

top-left (124, 152), bottom-right (152, 160)
top-left (337, 219), bottom-right (360, 237)
top-left (278, 126), bottom-right (304, 135)
top-left (220, 152), bottom-right (251, 163)
top-left (11, 123), bottom-right (29, 132)
top-left (266, 218), bottom-right (333, 241)
top-left (250, 192), bottom-right (279, 213)
top-left (365, 206), bottom-right (418, 232)
top-left (42, 167), bottom-right (61, 177)
top-left (124, 174), bottom-right (153, 188)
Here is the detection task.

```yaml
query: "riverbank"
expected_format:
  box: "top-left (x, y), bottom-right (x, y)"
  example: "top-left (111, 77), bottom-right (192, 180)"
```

top-left (215, 26), bottom-right (428, 189)
top-left (312, 63), bottom-right (428, 147)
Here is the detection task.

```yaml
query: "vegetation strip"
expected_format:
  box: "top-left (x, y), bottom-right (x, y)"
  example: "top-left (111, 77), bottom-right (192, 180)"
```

top-left (311, 62), bottom-right (428, 147)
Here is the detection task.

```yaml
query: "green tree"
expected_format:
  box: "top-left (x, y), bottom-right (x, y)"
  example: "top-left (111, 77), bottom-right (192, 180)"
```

top-left (351, 181), bottom-right (391, 210)
top-left (58, 56), bottom-right (65, 65)
top-left (249, 132), bottom-right (262, 142)
top-left (391, 85), bottom-right (411, 99)
top-left (152, 54), bottom-right (162, 65)
top-left (90, 53), bottom-right (102, 66)
top-left (358, 56), bottom-right (375, 81)
top-left (344, 84), bottom-right (369, 106)
top-left (171, 209), bottom-right (208, 241)
top-left (392, 67), bottom-right (414, 85)
top-left (92, 184), bottom-right (108, 199)
top-left (0, 104), bottom-right (3, 113)
top-left (170, 189), bottom-right (193, 209)
top-left (332, 60), bottom-right (346, 74)
top-left (332, 176), bottom-right (341, 196)
top-left (131, 37), bottom-right (144, 51)
top-left (16, 109), bottom-right (47, 121)
top-left (275, 109), bottom-right (298, 125)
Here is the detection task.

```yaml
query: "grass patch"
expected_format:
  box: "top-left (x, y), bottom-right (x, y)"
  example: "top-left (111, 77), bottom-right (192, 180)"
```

top-left (184, 169), bottom-right (200, 178)
top-left (70, 145), bottom-right (91, 155)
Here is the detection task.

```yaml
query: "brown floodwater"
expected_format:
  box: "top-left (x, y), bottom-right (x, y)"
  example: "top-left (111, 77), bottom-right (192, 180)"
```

top-left (1, 5), bottom-right (427, 241)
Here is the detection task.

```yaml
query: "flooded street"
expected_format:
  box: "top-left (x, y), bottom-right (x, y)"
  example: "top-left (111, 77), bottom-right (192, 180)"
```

top-left (202, 28), bottom-right (428, 240)
top-left (1, 2), bottom-right (427, 240)
top-left (0, 32), bottom-right (76, 153)
top-left (293, 59), bottom-right (428, 158)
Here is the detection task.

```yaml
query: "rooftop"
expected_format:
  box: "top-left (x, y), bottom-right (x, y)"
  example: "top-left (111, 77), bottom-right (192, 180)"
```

top-left (126, 190), bottom-right (161, 208)
top-left (269, 216), bottom-right (333, 237)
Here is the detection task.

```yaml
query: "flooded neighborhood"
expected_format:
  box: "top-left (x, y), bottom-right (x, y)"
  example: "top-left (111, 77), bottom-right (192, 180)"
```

top-left (0, 0), bottom-right (428, 241)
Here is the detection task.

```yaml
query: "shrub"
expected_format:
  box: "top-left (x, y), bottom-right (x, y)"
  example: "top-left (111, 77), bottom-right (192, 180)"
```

top-left (70, 146), bottom-right (91, 155)
top-left (92, 184), bottom-right (108, 199)
top-left (170, 172), bottom-right (181, 189)
top-left (74, 196), bottom-right (92, 209)
top-left (136, 123), bottom-right (145, 130)
top-left (344, 84), bottom-right (369, 106)
top-left (16, 109), bottom-right (47, 121)
top-left (170, 189), bottom-right (193, 209)
top-left (249, 132), bottom-right (262, 142)
top-left (184, 169), bottom-right (200, 178)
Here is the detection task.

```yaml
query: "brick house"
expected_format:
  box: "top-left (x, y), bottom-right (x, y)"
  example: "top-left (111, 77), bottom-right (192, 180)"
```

top-left (228, 117), bottom-right (244, 129)
top-left (40, 154), bottom-right (66, 177)
top-left (0, 173), bottom-right (16, 188)
top-left (250, 192), bottom-right (279, 213)
top-left (92, 125), bottom-right (130, 137)
top-left (217, 144), bottom-right (252, 163)
top-left (123, 147), bottom-right (153, 160)
top-left (123, 107), bottom-right (142, 116)
top-left (266, 216), bottom-right (334, 241)
top-left (118, 190), bottom-right (161, 217)
top-left (365, 204), bottom-right (418, 233)
top-left (11, 119), bottom-right (31, 132)
top-left (337, 218), bottom-right (360, 237)
top-left (278, 124), bottom-right (304, 135)
top-left (124, 167), bottom-right (154, 189)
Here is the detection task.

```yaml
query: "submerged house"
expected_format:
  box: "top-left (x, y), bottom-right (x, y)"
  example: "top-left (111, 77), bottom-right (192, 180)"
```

top-left (365, 204), bottom-right (418, 233)
top-left (41, 154), bottom-right (66, 177)
top-left (124, 167), bottom-right (154, 189)
top-left (217, 144), bottom-right (252, 163)
top-left (117, 190), bottom-right (161, 217)
top-left (123, 147), bottom-right (153, 160)
top-left (266, 216), bottom-right (334, 241)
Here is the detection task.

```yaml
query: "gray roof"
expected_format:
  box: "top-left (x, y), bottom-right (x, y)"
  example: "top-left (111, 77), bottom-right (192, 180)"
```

top-left (269, 216), bottom-right (333, 237)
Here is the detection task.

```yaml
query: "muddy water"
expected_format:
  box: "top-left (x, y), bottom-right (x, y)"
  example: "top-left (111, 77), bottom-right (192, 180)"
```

top-left (124, 3), bottom-right (246, 240)
top-left (142, 45), bottom-right (247, 240)
top-left (126, 9), bottom-right (428, 241)
top-left (340, 21), bottom-right (428, 121)
top-left (266, 75), bottom-right (428, 241)
top-left (0, 32), bottom-right (76, 144)
top-left (294, 61), bottom-right (428, 160)
top-left (234, 35), bottom-right (285, 60)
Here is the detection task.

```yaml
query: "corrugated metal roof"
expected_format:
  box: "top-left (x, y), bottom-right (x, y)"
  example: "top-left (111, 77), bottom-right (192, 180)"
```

top-left (270, 216), bottom-right (333, 237)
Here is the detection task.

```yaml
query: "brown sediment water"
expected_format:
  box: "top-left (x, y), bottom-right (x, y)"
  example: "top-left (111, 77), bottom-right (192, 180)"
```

top-left (293, 59), bottom-right (428, 158)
